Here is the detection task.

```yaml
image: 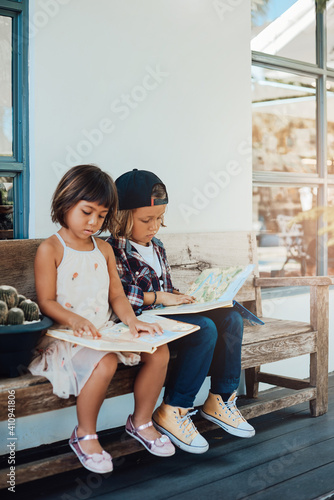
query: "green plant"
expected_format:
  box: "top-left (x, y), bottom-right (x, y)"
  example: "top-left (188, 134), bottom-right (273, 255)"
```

top-left (18, 299), bottom-right (40, 321)
top-left (17, 294), bottom-right (26, 305)
top-left (0, 301), bottom-right (8, 325)
top-left (0, 286), bottom-right (19, 309)
top-left (7, 307), bottom-right (24, 325)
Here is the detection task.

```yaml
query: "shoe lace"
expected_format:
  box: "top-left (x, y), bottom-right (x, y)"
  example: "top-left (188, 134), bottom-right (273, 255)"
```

top-left (220, 396), bottom-right (244, 422)
top-left (177, 409), bottom-right (198, 438)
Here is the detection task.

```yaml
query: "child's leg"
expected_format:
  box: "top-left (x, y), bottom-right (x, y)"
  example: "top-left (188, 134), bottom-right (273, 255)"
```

top-left (200, 309), bottom-right (255, 438)
top-left (162, 314), bottom-right (217, 407)
top-left (76, 352), bottom-right (118, 455)
top-left (205, 308), bottom-right (243, 395)
top-left (132, 344), bottom-right (169, 440)
top-left (151, 315), bottom-right (217, 454)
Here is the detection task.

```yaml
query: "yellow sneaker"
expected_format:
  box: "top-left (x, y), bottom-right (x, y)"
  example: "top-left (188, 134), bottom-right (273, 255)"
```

top-left (200, 392), bottom-right (255, 438)
top-left (152, 402), bottom-right (209, 454)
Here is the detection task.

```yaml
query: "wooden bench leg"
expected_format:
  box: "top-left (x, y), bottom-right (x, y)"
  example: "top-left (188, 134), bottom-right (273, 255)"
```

top-left (245, 366), bottom-right (260, 398)
top-left (309, 285), bottom-right (329, 416)
top-left (310, 350), bottom-right (328, 417)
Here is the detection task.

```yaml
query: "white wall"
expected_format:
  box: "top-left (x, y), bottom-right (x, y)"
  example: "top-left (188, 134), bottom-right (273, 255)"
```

top-left (29, 0), bottom-right (252, 237)
top-left (0, 0), bottom-right (252, 453)
top-left (261, 289), bottom-right (334, 391)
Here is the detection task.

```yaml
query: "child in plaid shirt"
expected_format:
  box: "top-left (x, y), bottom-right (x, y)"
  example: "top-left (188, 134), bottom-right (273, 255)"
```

top-left (108, 169), bottom-right (255, 454)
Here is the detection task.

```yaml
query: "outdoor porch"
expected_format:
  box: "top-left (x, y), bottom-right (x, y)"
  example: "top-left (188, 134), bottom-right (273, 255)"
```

top-left (16, 373), bottom-right (334, 500)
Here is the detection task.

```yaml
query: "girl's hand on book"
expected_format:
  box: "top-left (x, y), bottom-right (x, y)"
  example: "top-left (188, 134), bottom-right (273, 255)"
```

top-left (69, 315), bottom-right (101, 339)
top-left (157, 292), bottom-right (195, 306)
top-left (128, 319), bottom-right (163, 338)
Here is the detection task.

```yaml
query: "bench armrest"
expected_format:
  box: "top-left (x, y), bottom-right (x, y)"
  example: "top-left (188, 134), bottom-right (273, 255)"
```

top-left (254, 273), bottom-right (330, 417)
top-left (254, 276), bottom-right (333, 288)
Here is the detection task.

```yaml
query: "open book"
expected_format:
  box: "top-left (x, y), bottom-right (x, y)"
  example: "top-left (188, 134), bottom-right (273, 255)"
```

top-left (150, 264), bottom-right (263, 324)
top-left (46, 314), bottom-right (200, 354)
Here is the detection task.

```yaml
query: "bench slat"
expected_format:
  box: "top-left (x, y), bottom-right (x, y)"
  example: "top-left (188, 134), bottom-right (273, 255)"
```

top-left (256, 373), bottom-right (313, 390)
top-left (0, 365), bottom-right (141, 421)
top-left (243, 317), bottom-right (312, 344)
top-left (241, 331), bottom-right (317, 369)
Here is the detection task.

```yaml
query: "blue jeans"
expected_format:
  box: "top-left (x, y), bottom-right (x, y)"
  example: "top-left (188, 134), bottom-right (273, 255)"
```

top-left (163, 308), bottom-right (243, 408)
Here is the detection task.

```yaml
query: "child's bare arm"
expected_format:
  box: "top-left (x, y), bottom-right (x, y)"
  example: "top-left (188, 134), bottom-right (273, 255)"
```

top-left (34, 238), bottom-right (100, 338)
top-left (154, 291), bottom-right (195, 306)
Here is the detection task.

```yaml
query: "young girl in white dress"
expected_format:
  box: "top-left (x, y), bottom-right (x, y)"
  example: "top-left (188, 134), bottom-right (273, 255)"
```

top-left (29, 164), bottom-right (174, 474)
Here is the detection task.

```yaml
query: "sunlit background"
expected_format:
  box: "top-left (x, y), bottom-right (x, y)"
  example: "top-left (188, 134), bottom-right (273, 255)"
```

top-left (251, 0), bottom-right (334, 277)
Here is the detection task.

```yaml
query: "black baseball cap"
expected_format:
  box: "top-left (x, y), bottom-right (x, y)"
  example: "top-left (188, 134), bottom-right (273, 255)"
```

top-left (115, 169), bottom-right (168, 210)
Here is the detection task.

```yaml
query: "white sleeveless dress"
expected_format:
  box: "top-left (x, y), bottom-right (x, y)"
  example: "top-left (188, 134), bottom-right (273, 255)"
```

top-left (29, 233), bottom-right (140, 398)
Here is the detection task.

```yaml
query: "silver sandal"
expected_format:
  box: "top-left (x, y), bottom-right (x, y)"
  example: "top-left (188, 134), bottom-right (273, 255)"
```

top-left (69, 425), bottom-right (113, 473)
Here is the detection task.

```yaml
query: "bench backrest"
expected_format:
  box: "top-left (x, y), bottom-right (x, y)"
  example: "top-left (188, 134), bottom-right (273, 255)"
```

top-left (0, 239), bottom-right (43, 301)
top-left (159, 231), bottom-right (259, 303)
top-left (0, 231), bottom-right (259, 308)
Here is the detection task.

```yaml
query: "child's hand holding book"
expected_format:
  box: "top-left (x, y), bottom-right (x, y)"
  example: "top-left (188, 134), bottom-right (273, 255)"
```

top-left (157, 291), bottom-right (196, 307)
top-left (127, 317), bottom-right (163, 338)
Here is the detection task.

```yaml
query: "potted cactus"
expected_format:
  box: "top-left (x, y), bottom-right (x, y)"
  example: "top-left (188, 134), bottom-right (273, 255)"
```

top-left (0, 285), bottom-right (53, 377)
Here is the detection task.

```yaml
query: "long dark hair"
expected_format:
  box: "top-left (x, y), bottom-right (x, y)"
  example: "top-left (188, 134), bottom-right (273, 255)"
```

top-left (51, 164), bottom-right (118, 233)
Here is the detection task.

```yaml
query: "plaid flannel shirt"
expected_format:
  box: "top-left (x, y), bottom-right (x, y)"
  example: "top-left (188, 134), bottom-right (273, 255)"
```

top-left (107, 235), bottom-right (174, 315)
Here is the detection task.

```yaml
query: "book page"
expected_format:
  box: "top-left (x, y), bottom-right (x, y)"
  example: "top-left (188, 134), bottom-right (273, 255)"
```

top-left (151, 264), bottom-right (255, 316)
top-left (46, 314), bottom-right (200, 353)
top-left (186, 265), bottom-right (254, 303)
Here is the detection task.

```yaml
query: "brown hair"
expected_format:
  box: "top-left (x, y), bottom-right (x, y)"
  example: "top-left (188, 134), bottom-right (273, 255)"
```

top-left (51, 164), bottom-right (118, 234)
top-left (113, 182), bottom-right (167, 238)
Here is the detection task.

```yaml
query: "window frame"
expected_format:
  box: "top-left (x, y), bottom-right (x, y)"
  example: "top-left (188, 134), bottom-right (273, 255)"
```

top-left (0, 0), bottom-right (29, 239)
top-left (252, 6), bottom-right (334, 276)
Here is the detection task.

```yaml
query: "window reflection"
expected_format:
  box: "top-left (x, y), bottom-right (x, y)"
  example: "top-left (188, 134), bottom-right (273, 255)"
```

top-left (327, 4), bottom-right (334, 70)
top-left (251, 0), bottom-right (316, 64)
top-left (326, 187), bottom-right (334, 276)
top-left (328, 80), bottom-right (334, 174)
top-left (252, 68), bottom-right (317, 173)
top-left (0, 16), bottom-right (13, 156)
top-left (0, 177), bottom-right (13, 239)
top-left (253, 185), bottom-right (317, 276)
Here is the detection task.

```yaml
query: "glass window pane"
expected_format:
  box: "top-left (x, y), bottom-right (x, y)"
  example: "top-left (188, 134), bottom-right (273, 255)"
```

top-left (0, 176), bottom-right (13, 239)
top-left (327, 187), bottom-right (334, 275)
top-left (328, 79), bottom-right (334, 174)
top-left (0, 16), bottom-right (13, 156)
top-left (252, 68), bottom-right (317, 173)
top-left (327, 4), bottom-right (334, 70)
top-left (253, 185), bottom-right (317, 277)
top-left (251, 0), bottom-right (316, 64)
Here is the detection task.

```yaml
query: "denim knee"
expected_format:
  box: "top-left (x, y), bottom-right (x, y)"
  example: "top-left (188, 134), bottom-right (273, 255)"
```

top-left (220, 310), bottom-right (243, 352)
top-left (224, 310), bottom-right (244, 338)
top-left (189, 316), bottom-right (218, 352)
top-left (165, 314), bottom-right (218, 354)
top-left (163, 315), bottom-right (218, 408)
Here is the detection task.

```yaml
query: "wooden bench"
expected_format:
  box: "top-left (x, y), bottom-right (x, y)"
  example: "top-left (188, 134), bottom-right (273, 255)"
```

top-left (0, 232), bottom-right (330, 487)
